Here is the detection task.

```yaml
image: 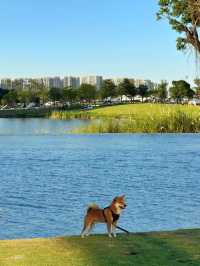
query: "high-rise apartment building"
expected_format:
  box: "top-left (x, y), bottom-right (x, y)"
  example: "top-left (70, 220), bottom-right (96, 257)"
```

top-left (0, 79), bottom-right (12, 90)
top-left (53, 77), bottom-right (63, 88)
top-left (63, 76), bottom-right (80, 88)
top-left (134, 79), bottom-right (146, 88)
top-left (112, 78), bottom-right (135, 86)
top-left (22, 78), bottom-right (32, 89)
top-left (43, 77), bottom-right (62, 89)
top-left (80, 76), bottom-right (103, 89)
top-left (12, 79), bottom-right (24, 90)
top-left (43, 77), bottom-right (54, 89)
top-left (35, 78), bottom-right (44, 86)
top-left (144, 80), bottom-right (155, 90)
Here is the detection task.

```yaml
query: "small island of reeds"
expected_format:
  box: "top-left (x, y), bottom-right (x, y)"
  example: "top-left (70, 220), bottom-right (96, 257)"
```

top-left (50, 104), bottom-right (200, 133)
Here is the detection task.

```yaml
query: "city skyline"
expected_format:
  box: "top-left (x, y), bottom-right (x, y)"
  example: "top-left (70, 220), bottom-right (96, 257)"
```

top-left (0, 75), bottom-right (157, 90)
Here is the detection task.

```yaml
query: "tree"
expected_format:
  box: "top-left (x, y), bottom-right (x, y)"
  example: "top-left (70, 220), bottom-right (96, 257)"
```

top-left (37, 87), bottom-right (49, 104)
top-left (155, 82), bottom-right (168, 102)
top-left (77, 84), bottom-right (97, 103)
top-left (28, 91), bottom-right (40, 105)
top-left (157, 0), bottom-right (200, 55)
top-left (0, 88), bottom-right (9, 102)
top-left (170, 80), bottom-right (194, 102)
top-left (48, 87), bottom-right (63, 104)
top-left (99, 80), bottom-right (116, 100)
top-left (30, 80), bottom-right (48, 104)
top-left (117, 81), bottom-right (126, 102)
top-left (138, 84), bottom-right (148, 102)
top-left (63, 87), bottom-right (77, 103)
top-left (17, 90), bottom-right (30, 106)
top-left (2, 90), bottom-right (18, 106)
top-left (194, 78), bottom-right (200, 98)
top-left (117, 79), bottom-right (136, 102)
top-left (194, 78), bottom-right (200, 87)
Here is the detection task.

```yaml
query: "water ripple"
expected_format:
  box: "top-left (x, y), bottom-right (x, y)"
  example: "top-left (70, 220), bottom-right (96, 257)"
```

top-left (0, 119), bottom-right (200, 239)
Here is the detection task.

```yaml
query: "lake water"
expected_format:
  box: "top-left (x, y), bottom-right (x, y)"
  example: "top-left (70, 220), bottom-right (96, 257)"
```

top-left (0, 118), bottom-right (200, 240)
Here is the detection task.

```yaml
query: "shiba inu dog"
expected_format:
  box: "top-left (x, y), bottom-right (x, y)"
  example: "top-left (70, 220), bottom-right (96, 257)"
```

top-left (81, 195), bottom-right (126, 238)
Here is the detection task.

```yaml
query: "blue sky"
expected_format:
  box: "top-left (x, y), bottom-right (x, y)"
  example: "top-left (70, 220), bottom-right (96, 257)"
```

top-left (0, 0), bottom-right (197, 83)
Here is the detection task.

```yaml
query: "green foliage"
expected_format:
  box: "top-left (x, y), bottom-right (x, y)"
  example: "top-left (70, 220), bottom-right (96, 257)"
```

top-left (118, 79), bottom-right (136, 101)
top-left (99, 79), bottom-right (116, 99)
top-left (154, 82), bottom-right (168, 102)
top-left (194, 78), bottom-right (200, 97)
top-left (17, 90), bottom-right (30, 105)
top-left (48, 87), bottom-right (63, 102)
top-left (0, 88), bottom-right (9, 101)
top-left (157, 0), bottom-right (200, 54)
top-left (63, 87), bottom-right (77, 103)
top-left (170, 80), bottom-right (194, 102)
top-left (138, 84), bottom-right (148, 101)
top-left (37, 87), bottom-right (49, 104)
top-left (2, 90), bottom-right (18, 106)
top-left (77, 84), bottom-right (97, 102)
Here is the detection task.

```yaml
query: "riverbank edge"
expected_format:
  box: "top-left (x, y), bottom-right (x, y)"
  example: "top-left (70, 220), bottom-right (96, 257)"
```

top-left (0, 108), bottom-right (51, 118)
top-left (0, 104), bottom-right (81, 118)
top-left (0, 228), bottom-right (198, 242)
top-left (0, 228), bottom-right (200, 266)
top-left (2, 103), bottom-right (200, 133)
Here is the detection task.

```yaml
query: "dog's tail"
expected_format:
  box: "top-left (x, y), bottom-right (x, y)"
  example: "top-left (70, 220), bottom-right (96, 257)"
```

top-left (87, 203), bottom-right (99, 213)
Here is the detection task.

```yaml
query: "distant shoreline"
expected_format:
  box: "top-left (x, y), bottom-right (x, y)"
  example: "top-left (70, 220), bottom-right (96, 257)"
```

top-left (0, 107), bottom-right (51, 118)
top-left (2, 103), bottom-right (200, 134)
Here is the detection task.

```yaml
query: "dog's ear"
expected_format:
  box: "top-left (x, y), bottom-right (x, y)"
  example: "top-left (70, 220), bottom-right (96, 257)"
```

top-left (113, 196), bottom-right (118, 202)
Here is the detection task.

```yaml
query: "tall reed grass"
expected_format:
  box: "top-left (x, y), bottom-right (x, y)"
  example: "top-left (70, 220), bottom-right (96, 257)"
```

top-left (50, 104), bottom-right (200, 133)
top-left (50, 110), bottom-right (91, 120)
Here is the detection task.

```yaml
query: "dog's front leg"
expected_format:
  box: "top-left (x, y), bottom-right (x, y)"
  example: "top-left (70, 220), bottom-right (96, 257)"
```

top-left (112, 222), bottom-right (117, 238)
top-left (107, 222), bottom-right (113, 238)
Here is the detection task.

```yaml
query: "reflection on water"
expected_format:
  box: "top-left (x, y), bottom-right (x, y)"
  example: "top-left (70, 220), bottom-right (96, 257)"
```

top-left (0, 119), bottom-right (200, 239)
top-left (0, 118), bottom-right (88, 135)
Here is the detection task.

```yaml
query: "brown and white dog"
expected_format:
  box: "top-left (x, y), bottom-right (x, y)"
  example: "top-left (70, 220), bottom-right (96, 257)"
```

top-left (81, 195), bottom-right (126, 238)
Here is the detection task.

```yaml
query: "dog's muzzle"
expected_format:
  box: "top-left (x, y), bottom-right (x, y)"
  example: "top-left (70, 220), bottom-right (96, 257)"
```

top-left (120, 204), bottom-right (127, 209)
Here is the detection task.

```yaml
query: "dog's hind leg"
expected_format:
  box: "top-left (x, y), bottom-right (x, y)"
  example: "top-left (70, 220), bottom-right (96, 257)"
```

top-left (81, 216), bottom-right (93, 238)
top-left (81, 223), bottom-right (93, 238)
top-left (85, 223), bottom-right (94, 236)
top-left (81, 225), bottom-right (87, 238)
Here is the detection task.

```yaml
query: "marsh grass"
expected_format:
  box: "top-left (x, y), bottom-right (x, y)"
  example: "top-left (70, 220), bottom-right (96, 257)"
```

top-left (50, 110), bottom-right (92, 120)
top-left (50, 104), bottom-right (200, 133)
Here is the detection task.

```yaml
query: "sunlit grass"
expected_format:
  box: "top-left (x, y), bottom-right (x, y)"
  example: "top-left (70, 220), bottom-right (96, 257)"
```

top-left (51, 104), bottom-right (200, 133)
top-left (1, 229), bottom-right (200, 266)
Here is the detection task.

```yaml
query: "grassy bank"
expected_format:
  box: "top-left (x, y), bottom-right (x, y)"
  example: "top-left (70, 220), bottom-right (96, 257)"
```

top-left (50, 104), bottom-right (200, 133)
top-left (1, 229), bottom-right (200, 266)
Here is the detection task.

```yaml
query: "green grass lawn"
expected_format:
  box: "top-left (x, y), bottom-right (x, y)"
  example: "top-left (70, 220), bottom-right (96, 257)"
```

top-left (86, 103), bottom-right (200, 119)
top-left (1, 229), bottom-right (200, 266)
top-left (50, 103), bottom-right (200, 133)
